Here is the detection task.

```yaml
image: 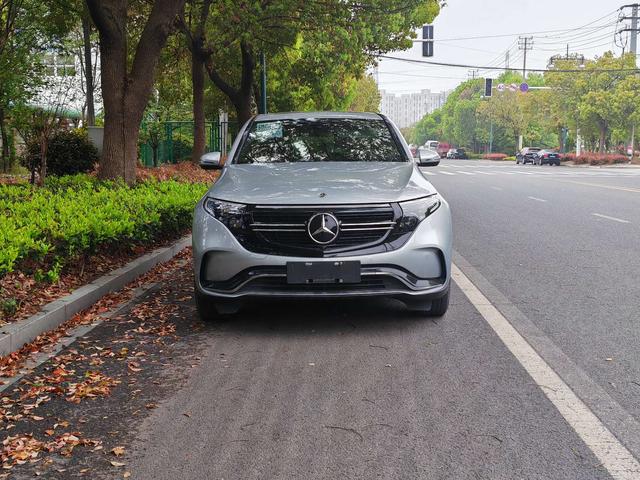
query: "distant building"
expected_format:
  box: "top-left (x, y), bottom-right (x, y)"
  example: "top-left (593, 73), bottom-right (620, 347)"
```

top-left (380, 89), bottom-right (448, 129)
top-left (36, 49), bottom-right (101, 123)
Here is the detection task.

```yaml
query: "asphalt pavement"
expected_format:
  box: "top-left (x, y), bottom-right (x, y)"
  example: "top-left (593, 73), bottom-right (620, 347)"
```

top-left (4, 159), bottom-right (640, 479)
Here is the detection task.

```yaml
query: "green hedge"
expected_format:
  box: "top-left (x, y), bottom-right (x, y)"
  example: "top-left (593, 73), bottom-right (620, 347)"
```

top-left (0, 174), bottom-right (207, 277)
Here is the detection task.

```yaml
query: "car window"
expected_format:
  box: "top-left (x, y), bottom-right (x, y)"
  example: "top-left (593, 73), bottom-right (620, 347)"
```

top-left (235, 118), bottom-right (407, 164)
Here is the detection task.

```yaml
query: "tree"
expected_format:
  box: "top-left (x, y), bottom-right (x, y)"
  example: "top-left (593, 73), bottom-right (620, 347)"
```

top-left (183, 0), bottom-right (440, 128)
top-left (85, 0), bottom-right (186, 184)
top-left (347, 76), bottom-right (381, 113)
top-left (0, 0), bottom-right (72, 172)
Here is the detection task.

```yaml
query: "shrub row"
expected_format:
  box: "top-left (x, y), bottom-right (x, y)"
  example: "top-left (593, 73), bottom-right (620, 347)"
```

top-left (0, 175), bottom-right (207, 277)
top-left (564, 153), bottom-right (628, 165)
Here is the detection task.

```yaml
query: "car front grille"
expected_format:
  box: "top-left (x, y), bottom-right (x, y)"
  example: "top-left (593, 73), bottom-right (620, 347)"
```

top-left (239, 204), bottom-right (401, 256)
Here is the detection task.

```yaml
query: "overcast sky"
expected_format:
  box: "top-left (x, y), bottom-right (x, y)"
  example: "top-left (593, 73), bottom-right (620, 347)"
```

top-left (376, 0), bottom-right (625, 94)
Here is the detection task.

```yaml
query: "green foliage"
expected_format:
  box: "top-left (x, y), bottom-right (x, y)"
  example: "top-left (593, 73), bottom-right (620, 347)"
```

top-left (24, 130), bottom-right (99, 176)
top-left (0, 175), bottom-right (207, 278)
top-left (412, 51), bottom-right (640, 154)
top-left (0, 296), bottom-right (18, 316)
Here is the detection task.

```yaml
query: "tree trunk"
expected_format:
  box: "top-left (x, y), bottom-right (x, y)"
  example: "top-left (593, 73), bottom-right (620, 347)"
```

top-left (86, 0), bottom-right (185, 185)
top-left (204, 41), bottom-right (255, 127)
top-left (37, 136), bottom-right (47, 187)
top-left (96, 21), bottom-right (132, 182)
top-left (235, 94), bottom-right (253, 126)
top-left (598, 125), bottom-right (607, 153)
top-left (191, 48), bottom-right (206, 162)
top-left (82, 10), bottom-right (96, 126)
top-left (0, 108), bottom-right (9, 173)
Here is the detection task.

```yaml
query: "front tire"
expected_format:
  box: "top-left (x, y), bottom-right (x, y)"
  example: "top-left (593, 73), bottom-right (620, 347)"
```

top-left (405, 287), bottom-right (450, 317)
top-left (195, 287), bottom-right (222, 322)
top-left (428, 290), bottom-right (450, 317)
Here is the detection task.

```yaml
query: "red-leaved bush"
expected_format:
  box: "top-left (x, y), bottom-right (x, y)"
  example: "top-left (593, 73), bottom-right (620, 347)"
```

top-left (483, 153), bottom-right (508, 160)
top-left (564, 153), bottom-right (628, 166)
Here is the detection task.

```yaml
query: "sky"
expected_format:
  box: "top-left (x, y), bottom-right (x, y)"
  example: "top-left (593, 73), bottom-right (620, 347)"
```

top-left (376, 0), bottom-right (626, 94)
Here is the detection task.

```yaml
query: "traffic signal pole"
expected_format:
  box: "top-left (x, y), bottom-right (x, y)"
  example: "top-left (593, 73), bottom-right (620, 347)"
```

top-left (259, 52), bottom-right (267, 114)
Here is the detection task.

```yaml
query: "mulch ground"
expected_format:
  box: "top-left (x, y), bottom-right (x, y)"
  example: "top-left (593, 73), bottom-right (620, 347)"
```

top-left (0, 249), bottom-right (206, 479)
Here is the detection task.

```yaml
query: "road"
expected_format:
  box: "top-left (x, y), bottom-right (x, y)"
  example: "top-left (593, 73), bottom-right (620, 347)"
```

top-left (4, 159), bottom-right (640, 479)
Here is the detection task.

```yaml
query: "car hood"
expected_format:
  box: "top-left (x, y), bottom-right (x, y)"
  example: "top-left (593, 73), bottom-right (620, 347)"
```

top-left (208, 162), bottom-right (436, 205)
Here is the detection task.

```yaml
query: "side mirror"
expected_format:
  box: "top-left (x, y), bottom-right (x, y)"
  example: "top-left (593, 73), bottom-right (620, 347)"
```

top-left (199, 152), bottom-right (222, 170)
top-left (418, 149), bottom-right (440, 167)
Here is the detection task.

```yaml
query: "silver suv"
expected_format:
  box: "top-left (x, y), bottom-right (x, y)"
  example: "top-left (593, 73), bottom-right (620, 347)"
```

top-left (192, 112), bottom-right (452, 320)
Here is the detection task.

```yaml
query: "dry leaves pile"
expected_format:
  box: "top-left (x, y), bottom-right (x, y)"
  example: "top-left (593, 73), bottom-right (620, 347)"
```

top-left (1, 432), bottom-right (101, 470)
top-left (0, 249), bottom-right (194, 474)
top-left (135, 161), bottom-right (220, 184)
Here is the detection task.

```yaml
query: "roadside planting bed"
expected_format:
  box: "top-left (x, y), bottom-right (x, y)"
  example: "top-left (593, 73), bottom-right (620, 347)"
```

top-left (0, 172), bottom-right (209, 324)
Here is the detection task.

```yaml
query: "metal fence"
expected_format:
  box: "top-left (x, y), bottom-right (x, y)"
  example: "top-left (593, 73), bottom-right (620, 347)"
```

top-left (140, 119), bottom-right (238, 167)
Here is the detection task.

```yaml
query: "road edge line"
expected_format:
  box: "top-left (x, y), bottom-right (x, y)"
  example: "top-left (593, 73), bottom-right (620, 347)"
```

top-left (452, 261), bottom-right (640, 479)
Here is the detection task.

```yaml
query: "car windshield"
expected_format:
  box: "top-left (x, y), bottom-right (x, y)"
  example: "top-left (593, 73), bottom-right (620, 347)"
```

top-left (235, 118), bottom-right (406, 164)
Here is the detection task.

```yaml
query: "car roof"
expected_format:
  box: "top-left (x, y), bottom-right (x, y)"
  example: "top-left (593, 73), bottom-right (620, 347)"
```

top-left (253, 111), bottom-right (383, 121)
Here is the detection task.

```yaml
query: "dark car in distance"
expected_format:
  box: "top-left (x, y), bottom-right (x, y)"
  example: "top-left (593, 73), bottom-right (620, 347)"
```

top-left (446, 148), bottom-right (467, 159)
top-left (533, 149), bottom-right (561, 166)
top-left (516, 147), bottom-right (541, 164)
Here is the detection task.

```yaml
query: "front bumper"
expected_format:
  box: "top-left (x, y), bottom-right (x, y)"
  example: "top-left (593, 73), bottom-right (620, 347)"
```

top-left (192, 199), bottom-right (452, 301)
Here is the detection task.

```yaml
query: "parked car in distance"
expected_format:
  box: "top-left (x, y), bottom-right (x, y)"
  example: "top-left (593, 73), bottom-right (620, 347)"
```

top-left (417, 148), bottom-right (441, 166)
top-left (423, 141), bottom-right (452, 158)
top-left (446, 148), bottom-right (467, 159)
top-left (533, 149), bottom-right (561, 166)
top-left (516, 147), bottom-right (541, 164)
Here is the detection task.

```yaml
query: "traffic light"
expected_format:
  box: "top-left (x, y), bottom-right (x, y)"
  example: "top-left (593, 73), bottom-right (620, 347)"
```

top-left (422, 25), bottom-right (433, 57)
top-left (484, 78), bottom-right (493, 97)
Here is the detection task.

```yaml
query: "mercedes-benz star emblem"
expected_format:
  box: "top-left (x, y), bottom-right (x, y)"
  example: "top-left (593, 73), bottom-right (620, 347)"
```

top-left (307, 213), bottom-right (339, 245)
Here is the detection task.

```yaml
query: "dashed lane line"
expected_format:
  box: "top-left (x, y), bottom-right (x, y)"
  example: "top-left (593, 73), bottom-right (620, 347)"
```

top-left (592, 213), bottom-right (631, 224)
top-left (455, 171), bottom-right (475, 175)
top-left (527, 196), bottom-right (547, 202)
top-left (439, 171), bottom-right (456, 176)
top-left (452, 263), bottom-right (640, 480)
top-left (562, 180), bottom-right (640, 194)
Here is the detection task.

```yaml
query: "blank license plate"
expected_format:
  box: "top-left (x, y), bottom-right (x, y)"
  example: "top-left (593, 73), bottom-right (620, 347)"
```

top-left (286, 261), bottom-right (361, 284)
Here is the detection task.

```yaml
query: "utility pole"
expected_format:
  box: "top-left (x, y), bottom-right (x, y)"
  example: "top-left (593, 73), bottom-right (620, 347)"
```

top-left (505, 50), bottom-right (510, 72)
top-left (620, 4), bottom-right (639, 159)
top-left (633, 5), bottom-right (637, 161)
top-left (631, 4), bottom-right (638, 56)
top-left (468, 69), bottom-right (479, 80)
top-left (518, 36), bottom-right (533, 79)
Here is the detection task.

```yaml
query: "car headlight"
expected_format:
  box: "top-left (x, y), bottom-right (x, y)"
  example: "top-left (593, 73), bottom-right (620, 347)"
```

top-left (203, 197), bottom-right (248, 231)
top-left (396, 195), bottom-right (441, 233)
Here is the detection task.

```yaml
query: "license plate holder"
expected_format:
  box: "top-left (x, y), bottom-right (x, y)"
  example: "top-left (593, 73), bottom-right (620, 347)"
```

top-left (286, 261), bottom-right (361, 284)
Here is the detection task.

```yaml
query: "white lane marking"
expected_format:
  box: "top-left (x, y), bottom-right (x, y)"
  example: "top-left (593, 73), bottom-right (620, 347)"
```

top-left (472, 171), bottom-right (493, 175)
top-left (422, 171), bottom-right (436, 176)
top-left (439, 171), bottom-right (456, 176)
top-left (527, 196), bottom-right (547, 202)
top-left (452, 263), bottom-right (640, 479)
top-left (564, 181), bottom-right (640, 194)
top-left (455, 171), bottom-right (475, 175)
top-left (491, 186), bottom-right (503, 191)
top-left (592, 213), bottom-right (630, 224)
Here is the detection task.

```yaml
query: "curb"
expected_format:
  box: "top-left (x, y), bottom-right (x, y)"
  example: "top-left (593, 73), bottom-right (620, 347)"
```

top-left (0, 235), bottom-right (192, 357)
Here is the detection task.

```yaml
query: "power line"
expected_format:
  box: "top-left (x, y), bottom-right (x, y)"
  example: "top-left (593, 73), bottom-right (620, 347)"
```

top-left (424, 9), bottom-right (620, 43)
top-left (378, 55), bottom-right (640, 73)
